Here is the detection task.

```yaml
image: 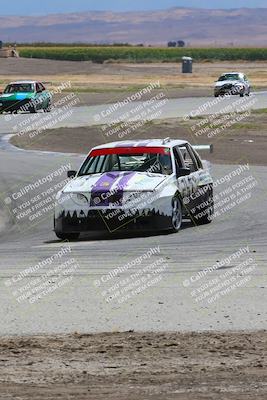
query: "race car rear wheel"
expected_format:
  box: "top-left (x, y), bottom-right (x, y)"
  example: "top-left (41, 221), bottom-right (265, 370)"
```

top-left (170, 197), bottom-right (182, 233)
top-left (55, 231), bottom-right (80, 241)
top-left (197, 202), bottom-right (213, 224)
top-left (29, 104), bottom-right (37, 113)
top-left (44, 102), bottom-right (52, 113)
top-left (191, 186), bottom-right (214, 225)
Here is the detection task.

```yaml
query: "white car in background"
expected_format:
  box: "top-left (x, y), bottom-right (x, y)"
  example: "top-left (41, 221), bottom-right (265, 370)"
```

top-left (214, 72), bottom-right (251, 97)
top-left (54, 139), bottom-right (214, 240)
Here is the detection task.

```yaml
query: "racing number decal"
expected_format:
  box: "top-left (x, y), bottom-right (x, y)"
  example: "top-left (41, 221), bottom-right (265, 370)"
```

top-left (178, 173), bottom-right (199, 197)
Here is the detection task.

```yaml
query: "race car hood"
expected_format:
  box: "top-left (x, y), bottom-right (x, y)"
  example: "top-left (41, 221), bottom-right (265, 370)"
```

top-left (63, 171), bottom-right (168, 194)
top-left (0, 92), bottom-right (35, 102)
top-left (215, 80), bottom-right (242, 87)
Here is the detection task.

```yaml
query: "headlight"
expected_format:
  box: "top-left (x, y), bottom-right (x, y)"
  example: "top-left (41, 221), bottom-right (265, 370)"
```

top-left (70, 193), bottom-right (89, 206)
top-left (55, 191), bottom-right (72, 205)
top-left (56, 192), bottom-right (88, 206)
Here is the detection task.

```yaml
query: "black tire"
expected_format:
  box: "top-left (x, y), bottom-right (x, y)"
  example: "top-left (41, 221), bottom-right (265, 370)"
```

top-left (190, 186), bottom-right (214, 225)
top-left (44, 102), bottom-right (52, 113)
top-left (240, 93), bottom-right (244, 97)
top-left (196, 204), bottom-right (213, 224)
top-left (29, 105), bottom-right (37, 113)
top-left (170, 196), bottom-right (182, 233)
top-left (55, 231), bottom-right (80, 241)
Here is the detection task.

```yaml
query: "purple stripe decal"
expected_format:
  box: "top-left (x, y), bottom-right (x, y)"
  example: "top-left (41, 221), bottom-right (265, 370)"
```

top-left (114, 141), bottom-right (152, 148)
top-left (114, 143), bottom-right (135, 148)
top-left (93, 172), bottom-right (121, 190)
top-left (113, 172), bottom-right (136, 207)
top-left (90, 172), bottom-right (121, 206)
top-left (116, 172), bottom-right (136, 191)
top-left (135, 141), bottom-right (151, 146)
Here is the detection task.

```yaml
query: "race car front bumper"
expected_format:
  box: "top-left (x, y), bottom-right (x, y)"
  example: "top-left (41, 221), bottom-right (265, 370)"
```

top-left (54, 208), bottom-right (171, 234)
top-left (214, 85), bottom-right (244, 97)
top-left (0, 99), bottom-right (32, 113)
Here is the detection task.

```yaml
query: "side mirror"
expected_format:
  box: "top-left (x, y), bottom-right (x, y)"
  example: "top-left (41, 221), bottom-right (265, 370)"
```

top-left (67, 170), bottom-right (77, 178)
top-left (177, 167), bottom-right (191, 178)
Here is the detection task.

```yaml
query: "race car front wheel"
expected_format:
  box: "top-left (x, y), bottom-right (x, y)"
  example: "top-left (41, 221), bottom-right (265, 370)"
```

top-left (170, 197), bottom-right (182, 233)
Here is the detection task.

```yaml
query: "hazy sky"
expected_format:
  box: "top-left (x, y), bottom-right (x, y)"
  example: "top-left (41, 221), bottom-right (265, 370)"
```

top-left (1, 0), bottom-right (267, 15)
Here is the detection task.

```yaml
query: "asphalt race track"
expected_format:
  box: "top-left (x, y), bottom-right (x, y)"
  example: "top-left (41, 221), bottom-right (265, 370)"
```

top-left (0, 91), bottom-right (266, 134)
top-left (0, 94), bottom-right (266, 336)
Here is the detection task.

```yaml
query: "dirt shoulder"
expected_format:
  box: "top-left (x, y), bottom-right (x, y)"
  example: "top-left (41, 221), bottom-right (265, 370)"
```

top-left (10, 112), bottom-right (267, 166)
top-left (1, 59), bottom-right (267, 92)
top-left (0, 331), bottom-right (266, 400)
top-left (64, 87), bottom-right (212, 107)
top-left (1, 57), bottom-right (267, 108)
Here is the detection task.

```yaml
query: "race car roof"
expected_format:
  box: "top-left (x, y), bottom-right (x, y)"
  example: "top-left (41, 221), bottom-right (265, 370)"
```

top-left (92, 139), bottom-right (188, 151)
top-left (220, 72), bottom-right (243, 76)
top-left (8, 81), bottom-right (37, 85)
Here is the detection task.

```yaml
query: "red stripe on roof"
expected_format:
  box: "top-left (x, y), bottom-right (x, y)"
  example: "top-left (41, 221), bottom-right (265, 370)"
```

top-left (90, 147), bottom-right (169, 156)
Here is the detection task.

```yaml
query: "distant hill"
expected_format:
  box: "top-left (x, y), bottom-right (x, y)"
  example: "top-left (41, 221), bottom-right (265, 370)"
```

top-left (1, 7), bottom-right (267, 46)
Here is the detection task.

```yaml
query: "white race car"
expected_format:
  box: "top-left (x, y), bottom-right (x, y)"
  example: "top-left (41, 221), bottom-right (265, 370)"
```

top-left (214, 72), bottom-right (251, 97)
top-left (54, 139), bottom-right (214, 239)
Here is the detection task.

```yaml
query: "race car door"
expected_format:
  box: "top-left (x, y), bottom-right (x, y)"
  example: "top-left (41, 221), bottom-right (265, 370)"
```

top-left (173, 144), bottom-right (200, 215)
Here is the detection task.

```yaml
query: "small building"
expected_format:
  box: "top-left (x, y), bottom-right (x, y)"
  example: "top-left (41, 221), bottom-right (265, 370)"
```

top-left (0, 43), bottom-right (19, 58)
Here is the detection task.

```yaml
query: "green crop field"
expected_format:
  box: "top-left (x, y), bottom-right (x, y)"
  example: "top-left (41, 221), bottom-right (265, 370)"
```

top-left (19, 46), bottom-right (267, 63)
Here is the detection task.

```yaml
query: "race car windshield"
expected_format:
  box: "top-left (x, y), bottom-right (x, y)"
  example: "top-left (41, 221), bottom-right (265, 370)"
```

top-left (4, 83), bottom-right (34, 93)
top-left (78, 147), bottom-right (173, 176)
top-left (218, 74), bottom-right (240, 82)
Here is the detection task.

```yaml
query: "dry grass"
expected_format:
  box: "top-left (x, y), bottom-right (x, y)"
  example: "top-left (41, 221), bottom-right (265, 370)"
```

top-left (1, 61), bottom-right (267, 91)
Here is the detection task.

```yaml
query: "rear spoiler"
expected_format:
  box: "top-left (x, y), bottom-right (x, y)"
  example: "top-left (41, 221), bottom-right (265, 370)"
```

top-left (193, 144), bottom-right (213, 154)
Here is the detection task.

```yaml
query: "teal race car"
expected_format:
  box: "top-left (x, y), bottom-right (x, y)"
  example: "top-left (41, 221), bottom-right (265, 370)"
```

top-left (0, 81), bottom-right (52, 113)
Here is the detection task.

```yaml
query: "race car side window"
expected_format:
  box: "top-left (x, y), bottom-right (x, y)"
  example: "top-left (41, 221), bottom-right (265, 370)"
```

top-left (173, 147), bottom-right (183, 173)
top-left (188, 145), bottom-right (203, 169)
top-left (36, 83), bottom-right (44, 93)
top-left (178, 145), bottom-right (198, 172)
